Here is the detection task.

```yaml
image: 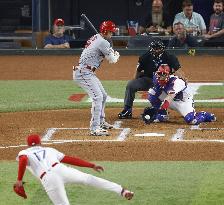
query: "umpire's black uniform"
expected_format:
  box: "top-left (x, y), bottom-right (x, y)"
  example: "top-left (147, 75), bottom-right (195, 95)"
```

top-left (123, 50), bottom-right (181, 109)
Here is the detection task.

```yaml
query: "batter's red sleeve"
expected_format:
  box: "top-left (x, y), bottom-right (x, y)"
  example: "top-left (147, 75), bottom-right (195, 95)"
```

top-left (17, 155), bottom-right (28, 181)
top-left (61, 156), bottom-right (95, 168)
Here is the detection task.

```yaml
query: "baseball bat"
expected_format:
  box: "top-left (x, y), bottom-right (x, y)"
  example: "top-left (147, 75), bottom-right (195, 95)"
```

top-left (81, 14), bottom-right (98, 34)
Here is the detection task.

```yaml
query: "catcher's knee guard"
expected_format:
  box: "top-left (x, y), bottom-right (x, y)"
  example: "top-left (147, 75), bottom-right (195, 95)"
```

top-left (184, 112), bottom-right (195, 124)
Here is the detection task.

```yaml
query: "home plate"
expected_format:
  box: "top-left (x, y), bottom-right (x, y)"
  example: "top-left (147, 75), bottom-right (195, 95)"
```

top-left (135, 133), bottom-right (165, 137)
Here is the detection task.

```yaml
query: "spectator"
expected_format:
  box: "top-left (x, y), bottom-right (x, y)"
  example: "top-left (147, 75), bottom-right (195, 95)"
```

top-left (173, 0), bottom-right (207, 35)
top-left (168, 22), bottom-right (198, 48)
top-left (163, 0), bottom-right (183, 24)
top-left (193, 0), bottom-right (214, 28)
top-left (203, 0), bottom-right (224, 46)
top-left (44, 18), bottom-right (70, 49)
top-left (139, 0), bottom-right (172, 35)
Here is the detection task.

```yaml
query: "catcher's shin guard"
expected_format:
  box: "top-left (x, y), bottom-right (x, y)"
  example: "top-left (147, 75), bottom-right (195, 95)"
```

top-left (199, 111), bottom-right (216, 122)
top-left (184, 112), bottom-right (211, 125)
top-left (153, 109), bottom-right (169, 122)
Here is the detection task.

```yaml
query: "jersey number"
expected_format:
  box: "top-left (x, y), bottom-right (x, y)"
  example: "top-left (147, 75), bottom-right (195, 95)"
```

top-left (85, 35), bottom-right (97, 48)
top-left (34, 150), bottom-right (46, 161)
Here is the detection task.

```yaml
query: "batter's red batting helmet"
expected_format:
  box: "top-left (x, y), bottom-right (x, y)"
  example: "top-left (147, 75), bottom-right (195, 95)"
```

top-left (100, 21), bottom-right (117, 35)
top-left (27, 134), bottom-right (41, 146)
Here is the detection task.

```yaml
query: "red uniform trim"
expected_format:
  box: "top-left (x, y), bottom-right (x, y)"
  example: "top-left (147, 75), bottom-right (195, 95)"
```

top-left (17, 155), bottom-right (28, 181)
top-left (61, 156), bottom-right (95, 168)
top-left (161, 100), bottom-right (170, 110)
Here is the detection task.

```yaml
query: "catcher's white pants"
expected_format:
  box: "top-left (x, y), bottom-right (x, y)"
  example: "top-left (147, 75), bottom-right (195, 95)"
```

top-left (156, 89), bottom-right (194, 117)
top-left (73, 69), bottom-right (107, 131)
top-left (169, 96), bottom-right (195, 117)
top-left (41, 164), bottom-right (122, 205)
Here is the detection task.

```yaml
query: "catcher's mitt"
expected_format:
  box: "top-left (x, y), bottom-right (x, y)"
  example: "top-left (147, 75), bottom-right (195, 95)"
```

top-left (141, 107), bottom-right (158, 124)
top-left (13, 183), bottom-right (27, 199)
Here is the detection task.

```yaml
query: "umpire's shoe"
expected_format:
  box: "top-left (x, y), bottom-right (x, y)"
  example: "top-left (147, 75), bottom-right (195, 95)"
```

top-left (90, 128), bottom-right (109, 136)
top-left (118, 109), bottom-right (132, 119)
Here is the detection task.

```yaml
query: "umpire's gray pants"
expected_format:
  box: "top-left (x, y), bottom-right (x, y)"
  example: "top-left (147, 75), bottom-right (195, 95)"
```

top-left (124, 77), bottom-right (153, 108)
top-left (73, 69), bottom-right (107, 131)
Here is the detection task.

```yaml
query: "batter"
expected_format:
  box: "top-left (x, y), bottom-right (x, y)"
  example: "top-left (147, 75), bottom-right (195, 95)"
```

top-left (73, 21), bottom-right (120, 136)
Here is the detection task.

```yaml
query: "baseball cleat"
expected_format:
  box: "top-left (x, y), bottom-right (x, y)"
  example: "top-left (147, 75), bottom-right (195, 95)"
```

top-left (121, 188), bottom-right (134, 200)
top-left (210, 114), bottom-right (217, 122)
top-left (100, 121), bottom-right (114, 129)
top-left (118, 109), bottom-right (132, 119)
top-left (90, 128), bottom-right (109, 136)
top-left (205, 112), bottom-right (217, 122)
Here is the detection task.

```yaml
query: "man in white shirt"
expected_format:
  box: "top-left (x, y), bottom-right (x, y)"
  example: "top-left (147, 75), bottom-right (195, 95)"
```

top-left (13, 134), bottom-right (134, 204)
top-left (173, 0), bottom-right (207, 35)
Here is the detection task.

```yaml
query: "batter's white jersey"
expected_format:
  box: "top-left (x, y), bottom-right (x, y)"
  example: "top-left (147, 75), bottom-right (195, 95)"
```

top-left (78, 33), bottom-right (119, 69)
top-left (16, 146), bottom-right (65, 179)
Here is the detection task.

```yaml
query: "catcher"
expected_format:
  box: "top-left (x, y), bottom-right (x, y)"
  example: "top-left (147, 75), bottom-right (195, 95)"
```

top-left (13, 134), bottom-right (134, 204)
top-left (142, 64), bottom-right (216, 125)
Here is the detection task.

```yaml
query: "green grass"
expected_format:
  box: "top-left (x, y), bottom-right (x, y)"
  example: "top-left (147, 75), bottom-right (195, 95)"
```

top-left (0, 80), bottom-right (223, 112)
top-left (1, 161), bottom-right (224, 205)
top-left (194, 86), bottom-right (224, 100)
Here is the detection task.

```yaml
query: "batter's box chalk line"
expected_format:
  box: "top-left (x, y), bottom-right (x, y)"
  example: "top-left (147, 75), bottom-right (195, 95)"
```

top-left (171, 125), bottom-right (224, 143)
top-left (42, 121), bottom-right (131, 142)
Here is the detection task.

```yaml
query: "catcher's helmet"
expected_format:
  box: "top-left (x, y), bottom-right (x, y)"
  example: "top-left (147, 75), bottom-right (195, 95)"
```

top-left (155, 64), bottom-right (171, 86)
top-left (148, 38), bottom-right (165, 58)
top-left (27, 134), bottom-right (41, 146)
top-left (100, 21), bottom-right (117, 35)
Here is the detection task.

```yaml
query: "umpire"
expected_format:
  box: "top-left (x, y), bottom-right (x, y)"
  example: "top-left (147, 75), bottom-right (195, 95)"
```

top-left (118, 38), bottom-right (182, 119)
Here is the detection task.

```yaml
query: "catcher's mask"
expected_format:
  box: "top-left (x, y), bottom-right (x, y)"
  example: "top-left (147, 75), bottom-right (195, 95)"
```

top-left (148, 38), bottom-right (165, 58)
top-left (100, 21), bottom-right (117, 35)
top-left (156, 64), bottom-right (170, 86)
top-left (27, 134), bottom-right (41, 146)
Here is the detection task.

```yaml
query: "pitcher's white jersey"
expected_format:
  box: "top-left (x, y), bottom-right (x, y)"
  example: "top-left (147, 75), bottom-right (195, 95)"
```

top-left (79, 34), bottom-right (117, 69)
top-left (16, 146), bottom-right (64, 179)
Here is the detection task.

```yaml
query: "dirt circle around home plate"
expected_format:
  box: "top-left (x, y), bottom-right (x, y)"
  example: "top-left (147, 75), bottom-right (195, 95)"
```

top-left (0, 55), bottom-right (223, 161)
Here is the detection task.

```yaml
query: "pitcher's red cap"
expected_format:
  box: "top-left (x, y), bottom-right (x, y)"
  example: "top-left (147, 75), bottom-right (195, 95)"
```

top-left (27, 134), bottom-right (41, 146)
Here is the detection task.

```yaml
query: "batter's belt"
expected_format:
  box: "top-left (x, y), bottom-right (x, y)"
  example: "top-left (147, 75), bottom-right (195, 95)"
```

top-left (73, 65), bottom-right (96, 72)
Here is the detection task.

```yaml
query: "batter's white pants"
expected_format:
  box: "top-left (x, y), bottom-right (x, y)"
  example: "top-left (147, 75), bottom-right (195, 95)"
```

top-left (73, 69), bottom-right (107, 131)
top-left (41, 164), bottom-right (123, 205)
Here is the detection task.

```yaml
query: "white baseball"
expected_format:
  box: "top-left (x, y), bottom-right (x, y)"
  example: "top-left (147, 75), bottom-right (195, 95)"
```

top-left (145, 115), bottom-right (151, 120)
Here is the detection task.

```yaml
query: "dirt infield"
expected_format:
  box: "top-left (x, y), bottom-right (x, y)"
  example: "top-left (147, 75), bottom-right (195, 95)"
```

top-left (0, 55), bottom-right (223, 81)
top-left (0, 55), bottom-right (223, 161)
